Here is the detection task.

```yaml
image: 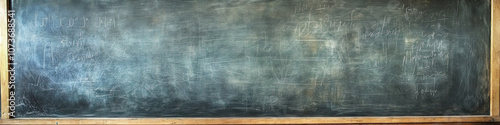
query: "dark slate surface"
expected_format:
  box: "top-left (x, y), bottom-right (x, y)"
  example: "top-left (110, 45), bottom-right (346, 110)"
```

top-left (11, 0), bottom-right (490, 117)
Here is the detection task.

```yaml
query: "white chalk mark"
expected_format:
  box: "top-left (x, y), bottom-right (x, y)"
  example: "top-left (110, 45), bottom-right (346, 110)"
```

top-left (403, 55), bottom-right (406, 66)
top-left (382, 16), bottom-right (386, 31)
top-left (351, 10), bottom-right (354, 21)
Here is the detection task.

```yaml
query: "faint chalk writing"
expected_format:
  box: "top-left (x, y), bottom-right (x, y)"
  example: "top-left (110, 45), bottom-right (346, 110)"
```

top-left (34, 13), bottom-right (118, 28)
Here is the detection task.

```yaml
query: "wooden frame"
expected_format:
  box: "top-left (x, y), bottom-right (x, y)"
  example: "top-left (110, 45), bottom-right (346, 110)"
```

top-left (0, 0), bottom-right (10, 120)
top-left (491, 0), bottom-right (500, 118)
top-left (0, 0), bottom-right (499, 124)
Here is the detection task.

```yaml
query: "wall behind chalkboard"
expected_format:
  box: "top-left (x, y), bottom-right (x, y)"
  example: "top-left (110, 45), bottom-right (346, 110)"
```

top-left (12, 0), bottom-right (490, 117)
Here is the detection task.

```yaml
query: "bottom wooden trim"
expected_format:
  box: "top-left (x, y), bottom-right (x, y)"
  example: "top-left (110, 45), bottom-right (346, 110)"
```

top-left (0, 116), bottom-right (495, 124)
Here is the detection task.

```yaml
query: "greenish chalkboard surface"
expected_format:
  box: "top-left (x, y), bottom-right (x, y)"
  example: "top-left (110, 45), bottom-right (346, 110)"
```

top-left (11, 0), bottom-right (490, 117)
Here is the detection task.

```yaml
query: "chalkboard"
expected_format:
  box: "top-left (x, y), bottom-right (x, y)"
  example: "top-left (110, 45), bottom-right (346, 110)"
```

top-left (11, 0), bottom-right (490, 117)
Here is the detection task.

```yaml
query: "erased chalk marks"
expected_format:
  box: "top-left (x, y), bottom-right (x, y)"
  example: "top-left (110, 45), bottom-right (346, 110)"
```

top-left (13, 0), bottom-right (490, 117)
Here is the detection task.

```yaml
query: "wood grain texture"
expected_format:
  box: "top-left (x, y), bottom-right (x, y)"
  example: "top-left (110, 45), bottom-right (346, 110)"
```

top-left (492, 0), bottom-right (500, 117)
top-left (0, 0), bottom-right (10, 119)
top-left (493, 116), bottom-right (500, 122)
top-left (0, 116), bottom-right (494, 124)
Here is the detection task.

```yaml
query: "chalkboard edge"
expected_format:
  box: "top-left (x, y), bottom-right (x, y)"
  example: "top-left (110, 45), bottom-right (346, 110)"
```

top-left (0, 0), bottom-right (10, 120)
top-left (491, 0), bottom-right (500, 117)
top-left (0, 116), bottom-right (493, 124)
